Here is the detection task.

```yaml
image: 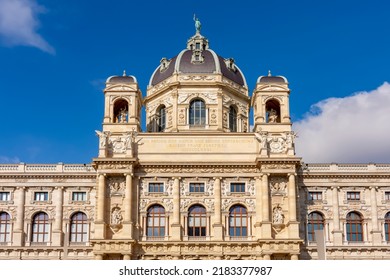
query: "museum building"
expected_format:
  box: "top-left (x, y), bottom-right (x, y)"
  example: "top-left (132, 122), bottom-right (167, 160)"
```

top-left (0, 25), bottom-right (390, 260)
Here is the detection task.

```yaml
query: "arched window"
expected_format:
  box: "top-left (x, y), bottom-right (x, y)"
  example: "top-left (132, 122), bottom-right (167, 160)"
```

top-left (157, 106), bottom-right (166, 132)
top-left (70, 212), bottom-right (88, 243)
top-left (229, 106), bottom-right (237, 132)
top-left (265, 99), bottom-right (280, 123)
top-left (307, 212), bottom-right (325, 242)
top-left (188, 205), bottom-right (206, 237)
top-left (229, 205), bottom-right (247, 237)
top-left (113, 99), bottom-right (128, 123)
top-left (385, 212), bottom-right (390, 242)
top-left (147, 205), bottom-right (165, 237)
top-left (346, 212), bottom-right (363, 242)
top-left (0, 212), bottom-right (11, 243)
top-left (189, 99), bottom-right (205, 126)
top-left (31, 212), bottom-right (49, 243)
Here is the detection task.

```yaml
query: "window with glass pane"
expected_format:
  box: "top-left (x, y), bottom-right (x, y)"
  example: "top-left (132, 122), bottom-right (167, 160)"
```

top-left (148, 183), bottom-right (164, 193)
top-left (229, 205), bottom-right (247, 237)
top-left (189, 99), bottom-right (205, 126)
top-left (0, 212), bottom-right (11, 243)
top-left (147, 205), bottom-right (165, 237)
top-left (347, 191), bottom-right (360, 201)
top-left (189, 183), bottom-right (204, 193)
top-left (157, 106), bottom-right (166, 132)
top-left (0, 192), bottom-right (10, 201)
top-left (346, 212), bottom-right (363, 242)
top-left (307, 212), bottom-right (324, 242)
top-left (229, 106), bottom-right (237, 132)
top-left (70, 212), bottom-right (88, 243)
top-left (72, 192), bottom-right (86, 201)
top-left (230, 183), bottom-right (245, 193)
top-left (31, 212), bottom-right (49, 243)
top-left (34, 192), bottom-right (48, 201)
top-left (385, 212), bottom-right (390, 242)
top-left (385, 192), bottom-right (390, 201)
top-left (308, 192), bottom-right (322, 201)
top-left (188, 205), bottom-right (206, 237)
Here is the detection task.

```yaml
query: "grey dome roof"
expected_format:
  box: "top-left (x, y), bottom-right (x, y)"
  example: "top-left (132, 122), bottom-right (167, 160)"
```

top-left (257, 73), bottom-right (288, 84)
top-left (149, 50), bottom-right (247, 87)
top-left (106, 74), bottom-right (137, 84)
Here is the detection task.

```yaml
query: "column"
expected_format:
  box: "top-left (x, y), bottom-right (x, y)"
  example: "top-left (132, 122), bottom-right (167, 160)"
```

top-left (254, 176), bottom-right (262, 238)
top-left (14, 187), bottom-right (25, 246)
top-left (217, 91), bottom-right (223, 130)
top-left (332, 186), bottom-right (343, 245)
top-left (171, 177), bottom-right (181, 240)
top-left (288, 174), bottom-right (297, 221)
top-left (54, 187), bottom-right (64, 231)
top-left (52, 187), bottom-right (64, 246)
top-left (213, 178), bottom-right (223, 240)
top-left (257, 174), bottom-right (272, 239)
top-left (370, 186), bottom-right (382, 245)
top-left (123, 173), bottom-right (133, 238)
top-left (97, 174), bottom-right (106, 222)
top-left (262, 174), bottom-right (269, 221)
top-left (95, 174), bottom-right (106, 239)
top-left (287, 173), bottom-right (300, 239)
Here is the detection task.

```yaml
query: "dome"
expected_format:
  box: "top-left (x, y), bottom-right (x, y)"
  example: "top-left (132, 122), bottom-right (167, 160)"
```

top-left (257, 71), bottom-right (288, 84)
top-left (106, 71), bottom-right (137, 84)
top-left (149, 33), bottom-right (247, 88)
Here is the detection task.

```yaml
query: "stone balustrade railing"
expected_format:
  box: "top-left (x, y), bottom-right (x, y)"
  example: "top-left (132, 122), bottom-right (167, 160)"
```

top-left (0, 163), bottom-right (95, 173)
top-left (303, 163), bottom-right (390, 172)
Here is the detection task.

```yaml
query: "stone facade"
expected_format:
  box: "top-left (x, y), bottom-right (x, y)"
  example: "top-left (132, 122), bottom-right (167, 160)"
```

top-left (0, 28), bottom-right (389, 260)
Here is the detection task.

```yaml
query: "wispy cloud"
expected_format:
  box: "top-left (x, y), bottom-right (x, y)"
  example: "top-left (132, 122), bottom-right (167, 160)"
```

top-left (0, 0), bottom-right (54, 54)
top-left (293, 82), bottom-right (390, 163)
top-left (0, 155), bottom-right (20, 164)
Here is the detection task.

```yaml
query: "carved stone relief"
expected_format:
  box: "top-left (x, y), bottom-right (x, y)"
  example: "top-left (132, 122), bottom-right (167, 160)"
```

top-left (269, 177), bottom-right (287, 196)
top-left (107, 177), bottom-right (125, 195)
top-left (204, 199), bottom-right (214, 211)
top-left (163, 198), bottom-right (173, 212)
top-left (178, 92), bottom-right (217, 105)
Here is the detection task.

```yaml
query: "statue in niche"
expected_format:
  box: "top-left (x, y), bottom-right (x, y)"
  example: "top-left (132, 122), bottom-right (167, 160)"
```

top-left (268, 108), bottom-right (278, 123)
top-left (111, 208), bottom-right (123, 225)
top-left (273, 206), bottom-right (284, 224)
top-left (117, 108), bottom-right (128, 123)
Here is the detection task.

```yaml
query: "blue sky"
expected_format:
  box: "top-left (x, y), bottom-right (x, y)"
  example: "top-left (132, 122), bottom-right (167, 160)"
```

top-left (0, 0), bottom-right (390, 164)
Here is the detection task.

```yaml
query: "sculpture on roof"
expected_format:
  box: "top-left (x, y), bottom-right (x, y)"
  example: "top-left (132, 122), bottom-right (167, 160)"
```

top-left (193, 14), bottom-right (201, 33)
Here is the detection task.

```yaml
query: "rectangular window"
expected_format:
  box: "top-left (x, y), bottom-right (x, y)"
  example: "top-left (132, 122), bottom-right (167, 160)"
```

top-left (385, 192), bottom-right (390, 200)
top-left (34, 192), bottom-right (48, 201)
top-left (189, 183), bottom-right (205, 193)
top-left (347, 191), bottom-right (360, 201)
top-left (148, 183), bottom-right (164, 193)
top-left (72, 192), bottom-right (86, 201)
top-left (0, 192), bottom-right (10, 201)
top-left (230, 183), bottom-right (245, 193)
top-left (308, 191), bottom-right (322, 201)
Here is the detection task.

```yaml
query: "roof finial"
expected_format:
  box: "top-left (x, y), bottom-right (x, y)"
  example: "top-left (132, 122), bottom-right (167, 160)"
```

top-left (193, 14), bottom-right (201, 34)
top-left (123, 70), bottom-right (126, 76)
top-left (268, 70), bottom-right (272, 76)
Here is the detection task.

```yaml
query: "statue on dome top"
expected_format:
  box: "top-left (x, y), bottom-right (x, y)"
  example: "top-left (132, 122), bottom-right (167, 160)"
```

top-left (193, 14), bottom-right (201, 33)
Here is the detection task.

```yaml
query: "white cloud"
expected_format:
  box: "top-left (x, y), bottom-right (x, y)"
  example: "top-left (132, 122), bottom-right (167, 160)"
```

top-left (0, 156), bottom-right (20, 164)
top-left (293, 82), bottom-right (390, 163)
top-left (0, 0), bottom-right (54, 54)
